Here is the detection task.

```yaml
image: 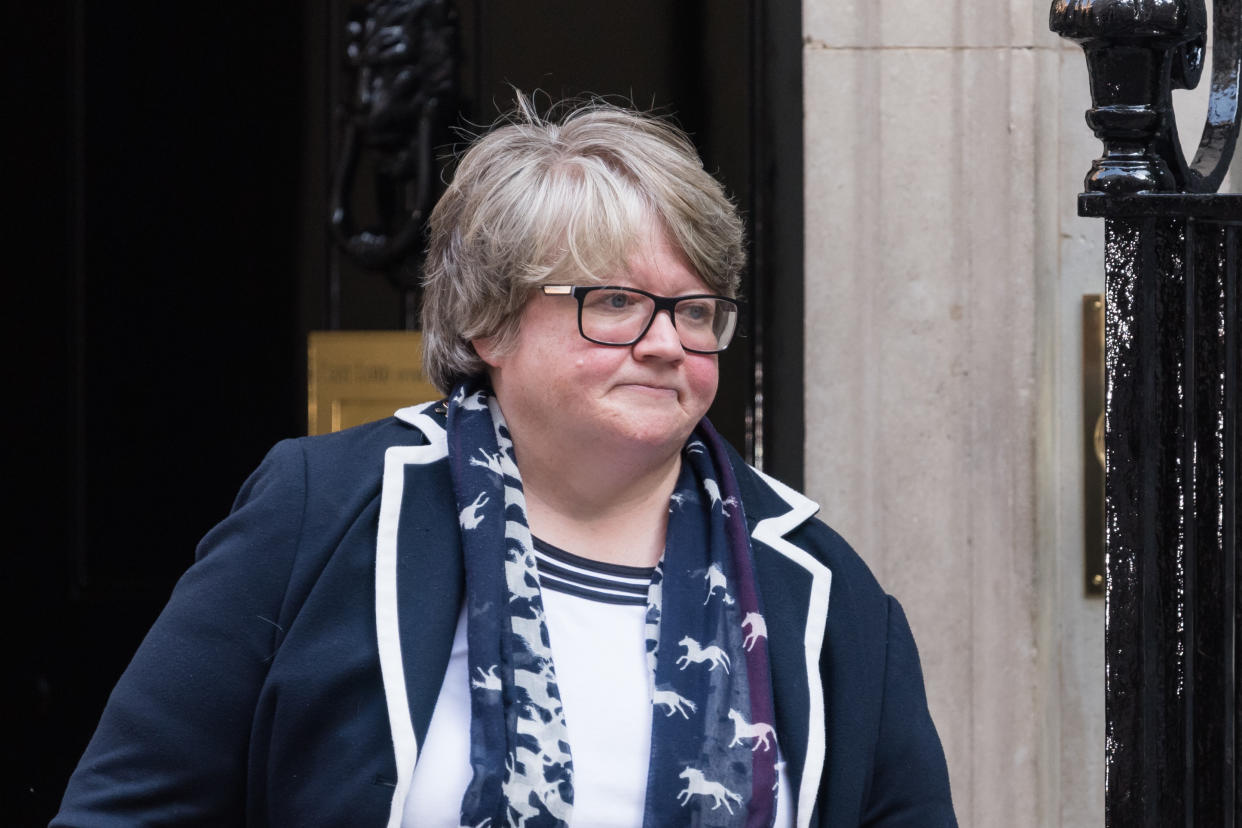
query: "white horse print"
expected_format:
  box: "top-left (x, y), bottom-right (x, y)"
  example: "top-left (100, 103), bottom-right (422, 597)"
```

top-left (652, 688), bottom-right (698, 718)
top-left (523, 659), bottom-right (566, 718)
top-left (471, 664), bottom-right (501, 692)
top-left (702, 478), bottom-right (739, 517)
top-left (468, 448), bottom-right (505, 476)
top-left (502, 753), bottom-right (544, 828)
top-left (495, 423), bottom-right (514, 455)
top-left (453, 386), bottom-right (489, 411)
top-left (503, 535), bottom-right (541, 605)
top-left (509, 608), bottom-right (550, 657)
top-left (741, 612), bottom-right (768, 651)
top-left (505, 741), bottom-right (571, 825)
top-left (459, 491), bottom-right (489, 530)
top-left (703, 563), bottom-right (735, 606)
top-left (677, 767), bottom-right (743, 814)
top-left (676, 636), bottom-right (731, 673)
top-left (728, 708), bottom-right (776, 752)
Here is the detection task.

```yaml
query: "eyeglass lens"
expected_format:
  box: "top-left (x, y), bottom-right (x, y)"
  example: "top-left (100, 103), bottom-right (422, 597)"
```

top-left (579, 289), bottom-right (737, 351)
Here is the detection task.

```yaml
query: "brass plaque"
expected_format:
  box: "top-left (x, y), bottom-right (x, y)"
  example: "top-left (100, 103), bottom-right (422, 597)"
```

top-left (307, 331), bottom-right (441, 435)
top-left (1082, 295), bottom-right (1105, 596)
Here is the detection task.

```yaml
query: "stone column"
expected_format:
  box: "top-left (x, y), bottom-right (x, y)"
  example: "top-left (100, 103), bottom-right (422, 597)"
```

top-left (802, 1), bottom-right (1104, 825)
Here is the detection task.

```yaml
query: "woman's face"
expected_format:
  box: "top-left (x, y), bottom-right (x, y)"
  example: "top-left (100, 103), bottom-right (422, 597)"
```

top-left (478, 221), bottom-right (719, 465)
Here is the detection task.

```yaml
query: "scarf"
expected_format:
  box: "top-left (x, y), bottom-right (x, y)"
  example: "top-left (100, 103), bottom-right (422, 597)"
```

top-left (447, 378), bottom-right (779, 827)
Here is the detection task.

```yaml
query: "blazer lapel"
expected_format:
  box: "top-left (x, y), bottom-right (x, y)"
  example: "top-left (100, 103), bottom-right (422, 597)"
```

top-left (375, 402), bottom-right (464, 828)
top-left (744, 466), bottom-right (833, 828)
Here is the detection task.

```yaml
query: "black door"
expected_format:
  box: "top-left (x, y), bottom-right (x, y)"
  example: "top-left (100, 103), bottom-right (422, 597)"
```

top-left (7, 3), bottom-right (801, 822)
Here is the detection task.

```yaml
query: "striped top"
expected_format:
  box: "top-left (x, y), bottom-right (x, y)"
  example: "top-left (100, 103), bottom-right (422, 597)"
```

top-left (532, 537), bottom-right (654, 606)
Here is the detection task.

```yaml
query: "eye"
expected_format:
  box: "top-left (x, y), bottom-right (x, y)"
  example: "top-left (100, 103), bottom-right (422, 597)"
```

top-left (584, 289), bottom-right (642, 313)
top-left (677, 300), bottom-right (715, 325)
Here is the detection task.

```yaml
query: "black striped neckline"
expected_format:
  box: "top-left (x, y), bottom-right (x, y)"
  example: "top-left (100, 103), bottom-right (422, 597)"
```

top-left (532, 537), bottom-right (654, 606)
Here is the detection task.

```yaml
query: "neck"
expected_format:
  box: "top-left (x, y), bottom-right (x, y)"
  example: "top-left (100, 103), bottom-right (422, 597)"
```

top-left (515, 438), bottom-right (683, 569)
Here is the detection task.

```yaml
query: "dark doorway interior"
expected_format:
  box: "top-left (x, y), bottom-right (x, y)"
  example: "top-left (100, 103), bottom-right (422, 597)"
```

top-left (7, 3), bottom-right (801, 822)
top-left (10, 4), bottom-right (307, 823)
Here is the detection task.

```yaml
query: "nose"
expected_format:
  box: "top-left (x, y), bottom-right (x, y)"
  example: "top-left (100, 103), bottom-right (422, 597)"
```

top-left (632, 309), bottom-right (685, 361)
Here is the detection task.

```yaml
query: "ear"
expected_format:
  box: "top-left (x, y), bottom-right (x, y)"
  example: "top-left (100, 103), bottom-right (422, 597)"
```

top-left (472, 336), bottom-right (505, 369)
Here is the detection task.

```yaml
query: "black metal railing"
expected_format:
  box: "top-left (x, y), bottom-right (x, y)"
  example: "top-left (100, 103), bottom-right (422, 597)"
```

top-left (1052, 0), bottom-right (1241, 823)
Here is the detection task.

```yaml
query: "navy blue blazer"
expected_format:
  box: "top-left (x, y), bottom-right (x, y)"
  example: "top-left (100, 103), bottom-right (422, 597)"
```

top-left (54, 402), bottom-right (956, 827)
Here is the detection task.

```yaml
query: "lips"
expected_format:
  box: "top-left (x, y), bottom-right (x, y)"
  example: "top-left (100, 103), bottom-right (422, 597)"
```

top-left (617, 382), bottom-right (679, 397)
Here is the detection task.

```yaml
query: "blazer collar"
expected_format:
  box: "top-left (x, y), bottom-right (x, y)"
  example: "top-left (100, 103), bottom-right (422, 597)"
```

top-left (393, 400), bottom-right (448, 447)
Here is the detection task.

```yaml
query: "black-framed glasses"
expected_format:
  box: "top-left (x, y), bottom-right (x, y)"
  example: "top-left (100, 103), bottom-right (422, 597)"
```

top-left (542, 285), bottom-right (739, 353)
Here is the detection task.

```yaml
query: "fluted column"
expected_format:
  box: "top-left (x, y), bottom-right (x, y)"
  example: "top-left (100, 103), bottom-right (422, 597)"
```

top-left (802, 2), bottom-right (1104, 825)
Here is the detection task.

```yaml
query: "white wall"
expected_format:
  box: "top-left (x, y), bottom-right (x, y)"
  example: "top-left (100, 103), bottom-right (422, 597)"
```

top-left (801, 1), bottom-right (1112, 824)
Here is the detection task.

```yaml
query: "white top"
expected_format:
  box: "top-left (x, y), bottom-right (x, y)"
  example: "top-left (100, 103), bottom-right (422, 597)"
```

top-left (404, 544), bottom-right (793, 826)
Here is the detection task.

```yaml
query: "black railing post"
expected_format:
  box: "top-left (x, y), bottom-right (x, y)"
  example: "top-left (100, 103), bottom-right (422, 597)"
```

top-left (1052, 0), bottom-right (1242, 824)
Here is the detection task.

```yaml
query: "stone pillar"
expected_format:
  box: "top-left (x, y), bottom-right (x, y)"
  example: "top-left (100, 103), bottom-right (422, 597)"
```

top-left (802, 1), bottom-right (1104, 825)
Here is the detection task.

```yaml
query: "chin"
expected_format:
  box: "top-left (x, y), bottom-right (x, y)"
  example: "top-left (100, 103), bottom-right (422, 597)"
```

top-left (584, 395), bottom-right (710, 456)
top-left (614, 417), bottom-right (700, 453)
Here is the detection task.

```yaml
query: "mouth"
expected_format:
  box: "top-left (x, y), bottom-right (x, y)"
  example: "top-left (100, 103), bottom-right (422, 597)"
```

top-left (617, 383), bottom-right (679, 398)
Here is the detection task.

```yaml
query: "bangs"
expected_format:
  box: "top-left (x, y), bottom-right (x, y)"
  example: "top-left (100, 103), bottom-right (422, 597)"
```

top-left (517, 157), bottom-right (654, 288)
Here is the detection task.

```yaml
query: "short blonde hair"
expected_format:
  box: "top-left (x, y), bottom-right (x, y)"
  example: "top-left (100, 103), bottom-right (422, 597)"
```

top-left (420, 96), bottom-right (746, 393)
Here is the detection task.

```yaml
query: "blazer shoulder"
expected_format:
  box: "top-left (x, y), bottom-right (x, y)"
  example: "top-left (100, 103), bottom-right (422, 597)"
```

top-left (219, 410), bottom-right (448, 560)
top-left (790, 515), bottom-right (885, 601)
top-left (298, 411), bottom-right (440, 467)
top-left (726, 449), bottom-right (886, 605)
top-left (270, 408), bottom-right (443, 492)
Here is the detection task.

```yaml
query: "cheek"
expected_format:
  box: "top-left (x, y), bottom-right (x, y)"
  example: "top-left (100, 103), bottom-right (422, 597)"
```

top-left (686, 357), bottom-right (720, 405)
top-left (573, 347), bottom-right (628, 383)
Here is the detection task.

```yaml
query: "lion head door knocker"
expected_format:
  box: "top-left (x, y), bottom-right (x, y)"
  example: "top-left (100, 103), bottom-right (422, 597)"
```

top-left (330, 0), bottom-right (457, 290)
top-left (1050, 0), bottom-right (1240, 194)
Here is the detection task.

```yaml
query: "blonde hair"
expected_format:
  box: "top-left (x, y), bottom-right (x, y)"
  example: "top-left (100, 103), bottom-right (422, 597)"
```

top-left (420, 95), bottom-right (746, 393)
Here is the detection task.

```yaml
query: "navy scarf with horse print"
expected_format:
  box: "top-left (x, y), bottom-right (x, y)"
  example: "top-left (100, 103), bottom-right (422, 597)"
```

top-left (447, 378), bottom-right (779, 827)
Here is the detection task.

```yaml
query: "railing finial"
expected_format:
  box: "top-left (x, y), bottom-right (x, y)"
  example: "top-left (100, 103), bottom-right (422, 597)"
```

top-left (1051, 0), bottom-right (1240, 194)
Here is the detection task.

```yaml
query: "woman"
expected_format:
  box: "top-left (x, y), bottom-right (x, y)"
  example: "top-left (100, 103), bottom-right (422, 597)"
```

top-left (55, 99), bottom-right (955, 827)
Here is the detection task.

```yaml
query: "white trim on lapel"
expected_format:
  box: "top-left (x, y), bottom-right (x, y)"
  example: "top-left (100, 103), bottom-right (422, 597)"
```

top-left (750, 467), bottom-right (832, 828)
top-left (377, 402), bottom-right (447, 828)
